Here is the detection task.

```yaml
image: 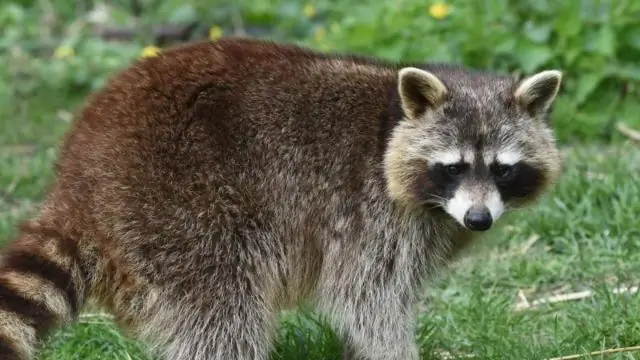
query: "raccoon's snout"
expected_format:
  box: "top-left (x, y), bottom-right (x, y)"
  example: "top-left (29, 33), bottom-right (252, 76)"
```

top-left (444, 187), bottom-right (504, 231)
top-left (463, 206), bottom-right (493, 231)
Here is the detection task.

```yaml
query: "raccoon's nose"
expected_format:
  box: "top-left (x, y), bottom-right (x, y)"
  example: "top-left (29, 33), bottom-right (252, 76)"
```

top-left (463, 207), bottom-right (493, 231)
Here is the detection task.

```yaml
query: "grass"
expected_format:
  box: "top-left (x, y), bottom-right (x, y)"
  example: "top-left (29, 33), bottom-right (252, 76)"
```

top-left (2, 78), bottom-right (640, 360)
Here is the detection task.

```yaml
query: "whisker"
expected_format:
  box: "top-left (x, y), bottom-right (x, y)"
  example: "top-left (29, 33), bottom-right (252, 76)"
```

top-left (426, 193), bottom-right (448, 202)
top-left (420, 202), bottom-right (445, 211)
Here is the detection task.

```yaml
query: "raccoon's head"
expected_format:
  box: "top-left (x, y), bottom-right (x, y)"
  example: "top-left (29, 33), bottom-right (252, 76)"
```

top-left (384, 65), bottom-right (563, 232)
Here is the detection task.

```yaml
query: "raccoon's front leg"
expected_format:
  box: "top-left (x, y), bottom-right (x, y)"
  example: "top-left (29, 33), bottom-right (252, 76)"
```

top-left (129, 279), bottom-right (279, 360)
top-left (160, 301), bottom-right (277, 360)
top-left (340, 299), bottom-right (418, 360)
top-left (112, 237), bottom-right (282, 360)
top-left (325, 288), bottom-right (419, 360)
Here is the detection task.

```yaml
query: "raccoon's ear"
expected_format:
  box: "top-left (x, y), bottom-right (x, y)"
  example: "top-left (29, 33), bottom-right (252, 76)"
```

top-left (398, 67), bottom-right (448, 120)
top-left (514, 70), bottom-right (563, 117)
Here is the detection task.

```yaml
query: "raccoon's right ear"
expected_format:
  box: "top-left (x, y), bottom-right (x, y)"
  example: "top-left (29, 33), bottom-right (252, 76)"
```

top-left (514, 70), bottom-right (563, 118)
top-left (398, 67), bottom-right (448, 120)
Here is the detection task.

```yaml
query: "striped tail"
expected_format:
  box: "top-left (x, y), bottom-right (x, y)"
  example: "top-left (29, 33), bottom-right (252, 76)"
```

top-left (0, 221), bottom-right (85, 360)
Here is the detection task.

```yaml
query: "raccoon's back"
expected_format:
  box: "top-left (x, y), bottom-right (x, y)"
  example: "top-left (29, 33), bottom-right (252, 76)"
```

top-left (51, 38), bottom-right (398, 277)
top-left (61, 37), bottom-right (397, 180)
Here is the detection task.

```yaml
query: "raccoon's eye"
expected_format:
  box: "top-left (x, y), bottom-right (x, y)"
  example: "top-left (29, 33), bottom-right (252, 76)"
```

top-left (445, 164), bottom-right (465, 176)
top-left (494, 164), bottom-right (515, 181)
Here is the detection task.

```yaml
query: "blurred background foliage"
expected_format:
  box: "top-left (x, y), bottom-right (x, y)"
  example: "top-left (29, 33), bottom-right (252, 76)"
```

top-left (1, 0), bottom-right (640, 143)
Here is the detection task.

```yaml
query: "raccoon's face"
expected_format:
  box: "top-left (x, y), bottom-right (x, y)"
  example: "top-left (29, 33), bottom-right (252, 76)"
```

top-left (384, 65), bottom-right (563, 232)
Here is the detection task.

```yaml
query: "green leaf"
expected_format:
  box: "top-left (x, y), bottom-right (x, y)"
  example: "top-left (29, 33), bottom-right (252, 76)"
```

top-left (375, 41), bottom-right (408, 61)
top-left (494, 37), bottom-right (516, 54)
top-left (426, 43), bottom-right (455, 63)
top-left (593, 25), bottom-right (616, 57)
top-left (611, 65), bottom-right (640, 82)
top-left (575, 73), bottom-right (605, 105)
top-left (168, 4), bottom-right (197, 23)
top-left (0, 4), bottom-right (26, 25)
top-left (528, 0), bottom-right (552, 14)
top-left (563, 47), bottom-right (581, 66)
top-left (554, 4), bottom-right (582, 37)
top-left (625, 28), bottom-right (640, 51)
top-left (524, 21), bottom-right (553, 44)
top-left (515, 44), bottom-right (553, 73)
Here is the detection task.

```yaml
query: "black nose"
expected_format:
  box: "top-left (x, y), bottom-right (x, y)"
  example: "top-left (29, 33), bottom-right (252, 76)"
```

top-left (463, 207), bottom-right (493, 231)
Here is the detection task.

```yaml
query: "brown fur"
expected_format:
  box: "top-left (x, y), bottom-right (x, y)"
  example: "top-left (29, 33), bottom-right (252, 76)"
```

top-left (0, 37), bottom-right (563, 360)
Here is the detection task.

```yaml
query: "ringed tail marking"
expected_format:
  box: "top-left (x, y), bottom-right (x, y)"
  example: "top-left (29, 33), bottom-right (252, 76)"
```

top-left (0, 222), bottom-right (85, 360)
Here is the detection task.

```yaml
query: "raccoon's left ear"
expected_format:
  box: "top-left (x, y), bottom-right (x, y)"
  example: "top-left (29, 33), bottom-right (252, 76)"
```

top-left (398, 67), bottom-right (448, 120)
top-left (514, 70), bottom-right (563, 117)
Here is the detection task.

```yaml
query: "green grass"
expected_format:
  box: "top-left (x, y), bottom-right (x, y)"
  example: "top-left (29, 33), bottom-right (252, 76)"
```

top-left (2, 74), bottom-right (640, 360)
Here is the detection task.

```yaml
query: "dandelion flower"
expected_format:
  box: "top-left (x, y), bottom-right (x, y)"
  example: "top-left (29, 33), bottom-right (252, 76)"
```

top-left (303, 4), bottom-right (317, 18)
top-left (209, 26), bottom-right (223, 41)
top-left (53, 46), bottom-right (74, 59)
top-left (141, 45), bottom-right (161, 58)
top-left (429, 3), bottom-right (452, 20)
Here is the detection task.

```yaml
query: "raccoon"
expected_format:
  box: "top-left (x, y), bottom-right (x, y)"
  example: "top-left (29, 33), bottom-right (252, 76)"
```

top-left (0, 37), bottom-right (563, 360)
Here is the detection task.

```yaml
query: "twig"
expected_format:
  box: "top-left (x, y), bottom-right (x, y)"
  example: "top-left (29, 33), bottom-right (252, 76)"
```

top-left (519, 234), bottom-right (540, 254)
top-left (517, 289), bottom-right (530, 308)
top-left (434, 344), bottom-right (640, 359)
top-left (96, 23), bottom-right (199, 45)
top-left (436, 350), bottom-right (476, 359)
top-left (616, 121), bottom-right (640, 142)
top-left (38, 0), bottom-right (57, 40)
top-left (0, 144), bottom-right (37, 156)
top-left (545, 345), bottom-right (640, 360)
top-left (515, 285), bottom-right (639, 311)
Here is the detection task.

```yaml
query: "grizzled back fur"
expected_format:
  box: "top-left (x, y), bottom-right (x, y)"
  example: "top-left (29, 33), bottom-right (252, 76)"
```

top-left (0, 37), bottom-right (563, 360)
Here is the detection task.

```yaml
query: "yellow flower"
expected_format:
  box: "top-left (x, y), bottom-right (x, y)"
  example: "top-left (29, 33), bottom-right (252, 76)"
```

top-left (303, 4), bottom-right (317, 18)
top-left (141, 45), bottom-right (161, 58)
top-left (53, 45), bottom-right (74, 59)
top-left (313, 26), bottom-right (327, 42)
top-left (209, 26), bottom-right (223, 41)
top-left (429, 2), bottom-right (452, 20)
